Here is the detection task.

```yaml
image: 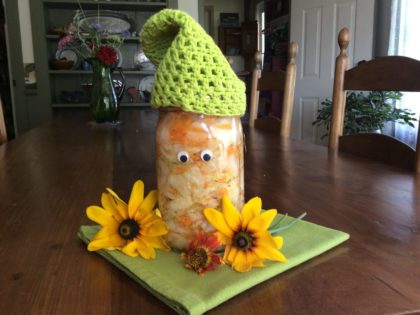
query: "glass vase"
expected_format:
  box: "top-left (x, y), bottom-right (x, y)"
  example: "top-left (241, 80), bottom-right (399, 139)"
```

top-left (90, 60), bottom-right (119, 123)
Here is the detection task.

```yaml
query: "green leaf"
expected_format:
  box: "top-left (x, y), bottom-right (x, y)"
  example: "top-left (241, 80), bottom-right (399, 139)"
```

top-left (269, 212), bottom-right (307, 236)
top-left (313, 90), bottom-right (417, 140)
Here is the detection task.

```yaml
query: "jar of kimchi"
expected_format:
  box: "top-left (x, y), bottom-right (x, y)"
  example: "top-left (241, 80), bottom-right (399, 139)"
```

top-left (156, 109), bottom-right (244, 250)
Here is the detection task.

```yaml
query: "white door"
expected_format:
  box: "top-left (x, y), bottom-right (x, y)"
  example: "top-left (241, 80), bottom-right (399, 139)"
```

top-left (290, 0), bottom-right (375, 143)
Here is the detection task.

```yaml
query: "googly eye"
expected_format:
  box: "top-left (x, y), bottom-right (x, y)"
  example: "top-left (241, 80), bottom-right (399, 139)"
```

top-left (200, 149), bottom-right (213, 162)
top-left (177, 151), bottom-right (189, 163)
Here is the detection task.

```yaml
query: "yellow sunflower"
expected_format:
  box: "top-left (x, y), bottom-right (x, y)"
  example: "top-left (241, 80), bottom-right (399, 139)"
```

top-left (204, 196), bottom-right (287, 272)
top-left (86, 180), bottom-right (170, 259)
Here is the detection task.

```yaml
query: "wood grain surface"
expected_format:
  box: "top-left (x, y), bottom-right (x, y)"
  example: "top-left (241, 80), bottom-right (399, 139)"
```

top-left (0, 109), bottom-right (419, 314)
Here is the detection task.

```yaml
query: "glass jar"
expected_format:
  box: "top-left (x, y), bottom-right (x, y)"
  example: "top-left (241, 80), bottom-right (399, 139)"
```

top-left (156, 109), bottom-right (244, 250)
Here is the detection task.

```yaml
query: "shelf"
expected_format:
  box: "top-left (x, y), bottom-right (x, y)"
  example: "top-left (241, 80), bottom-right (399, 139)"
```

top-left (43, 1), bottom-right (167, 11)
top-left (49, 69), bottom-right (155, 75)
top-left (38, 0), bottom-right (169, 113)
top-left (46, 34), bottom-right (141, 43)
top-left (52, 102), bottom-right (151, 108)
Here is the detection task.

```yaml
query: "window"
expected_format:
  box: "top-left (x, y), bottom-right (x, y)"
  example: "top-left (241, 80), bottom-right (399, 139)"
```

top-left (256, 1), bottom-right (265, 68)
top-left (388, 0), bottom-right (420, 147)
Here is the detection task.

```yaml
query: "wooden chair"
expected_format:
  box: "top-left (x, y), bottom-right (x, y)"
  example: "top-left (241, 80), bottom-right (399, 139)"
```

top-left (248, 42), bottom-right (297, 137)
top-left (329, 27), bottom-right (420, 172)
top-left (0, 97), bottom-right (7, 145)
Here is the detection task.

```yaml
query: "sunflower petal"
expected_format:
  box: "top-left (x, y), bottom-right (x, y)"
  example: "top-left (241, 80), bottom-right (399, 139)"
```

top-left (252, 260), bottom-right (265, 267)
top-left (106, 188), bottom-right (127, 206)
top-left (136, 238), bottom-right (156, 259)
top-left (106, 188), bottom-right (129, 218)
top-left (143, 236), bottom-right (171, 251)
top-left (248, 209), bottom-right (277, 232)
top-left (241, 197), bottom-right (262, 229)
top-left (215, 232), bottom-right (231, 245)
top-left (86, 206), bottom-right (118, 227)
top-left (138, 211), bottom-right (164, 228)
top-left (246, 250), bottom-right (265, 267)
top-left (141, 220), bottom-right (168, 237)
top-left (254, 232), bottom-right (288, 262)
top-left (222, 196), bottom-right (242, 231)
top-left (136, 191), bottom-right (158, 222)
top-left (87, 234), bottom-right (126, 251)
top-left (155, 208), bottom-right (163, 218)
top-left (90, 226), bottom-right (118, 241)
top-left (232, 250), bottom-right (252, 272)
top-left (140, 190), bottom-right (158, 214)
top-left (273, 236), bottom-right (283, 249)
top-left (128, 180), bottom-right (145, 218)
top-left (121, 240), bottom-right (139, 257)
top-left (204, 208), bottom-right (234, 238)
top-left (225, 245), bottom-right (239, 264)
top-left (101, 193), bottom-right (124, 221)
top-left (223, 245), bottom-right (231, 261)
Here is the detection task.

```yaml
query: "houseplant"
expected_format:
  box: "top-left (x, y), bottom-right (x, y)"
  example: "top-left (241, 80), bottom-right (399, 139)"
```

top-left (313, 91), bottom-right (417, 140)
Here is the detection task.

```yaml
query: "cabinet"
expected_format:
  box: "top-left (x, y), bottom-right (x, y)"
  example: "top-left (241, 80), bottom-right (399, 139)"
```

top-left (218, 26), bottom-right (241, 56)
top-left (264, 0), bottom-right (290, 118)
top-left (218, 22), bottom-right (257, 73)
top-left (30, 0), bottom-right (177, 109)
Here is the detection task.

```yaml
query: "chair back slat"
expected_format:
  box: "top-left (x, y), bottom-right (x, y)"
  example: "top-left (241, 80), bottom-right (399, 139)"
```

top-left (344, 56), bottom-right (420, 91)
top-left (329, 28), bottom-right (350, 151)
top-left (0, 97), bottom-right (7, 145)
top-left (248, 42), bottom-right (297, 137)
top-left (257, 71), bottom-right (286, 91)
top-left (329, 27), bottom-right (420, 172)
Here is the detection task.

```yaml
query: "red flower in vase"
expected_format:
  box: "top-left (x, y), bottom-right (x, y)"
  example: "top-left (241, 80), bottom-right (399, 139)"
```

top-left (96, 45), bottom-right (117, 66)
top-left (87, 40), bottom-right (94, 50)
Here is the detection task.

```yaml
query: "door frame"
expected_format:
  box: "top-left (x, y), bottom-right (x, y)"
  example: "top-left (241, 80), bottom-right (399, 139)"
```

top-left (3, 0), bottom-right (27, 135)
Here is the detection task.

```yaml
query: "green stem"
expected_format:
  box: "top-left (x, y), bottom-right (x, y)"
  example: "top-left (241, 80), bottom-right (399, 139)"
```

top-left (269, 212), bottom-right (307, 234)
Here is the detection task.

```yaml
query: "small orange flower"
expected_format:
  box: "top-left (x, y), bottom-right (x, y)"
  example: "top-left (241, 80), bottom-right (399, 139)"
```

top-left (181, 232), bottom-right (223, 275)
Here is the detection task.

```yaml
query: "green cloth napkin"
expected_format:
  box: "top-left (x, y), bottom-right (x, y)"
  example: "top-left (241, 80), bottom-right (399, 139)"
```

top-left (78, 216), bottom-right (349, 315)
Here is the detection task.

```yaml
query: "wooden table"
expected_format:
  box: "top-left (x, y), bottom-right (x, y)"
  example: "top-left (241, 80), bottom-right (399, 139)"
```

top-left (1, 109), bottom-right (419, 314)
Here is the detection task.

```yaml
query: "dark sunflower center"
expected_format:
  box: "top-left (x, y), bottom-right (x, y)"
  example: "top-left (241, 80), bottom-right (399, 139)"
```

top-left (233, 231), bottom-right (253, 250)
top-left (188, 247), bottom-right (209, 269)
top-left (118, 219), bottom-right (140, 240)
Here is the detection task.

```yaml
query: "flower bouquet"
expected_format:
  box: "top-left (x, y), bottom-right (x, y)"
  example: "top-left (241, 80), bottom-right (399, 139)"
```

top-left (57, 9), bottom-right (128, 123)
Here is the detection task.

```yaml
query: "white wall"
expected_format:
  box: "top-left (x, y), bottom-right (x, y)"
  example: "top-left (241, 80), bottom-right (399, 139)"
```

top-left (178, 0), bottom-right (199, 21)
top-left (203, 0), bottom-right (244, 71)
top-left (17, 0), bottom-right (34, 64)
top-left (204, 0), bottom-right (244, 43)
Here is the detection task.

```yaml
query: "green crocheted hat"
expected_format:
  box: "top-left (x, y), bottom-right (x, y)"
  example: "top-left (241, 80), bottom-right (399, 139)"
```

top-left (140, 9), bottom-right (245, 116)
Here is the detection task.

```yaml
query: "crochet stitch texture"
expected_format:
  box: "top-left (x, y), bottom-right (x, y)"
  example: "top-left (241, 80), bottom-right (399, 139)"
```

top-left (140, 9), bottom-right (245, 116)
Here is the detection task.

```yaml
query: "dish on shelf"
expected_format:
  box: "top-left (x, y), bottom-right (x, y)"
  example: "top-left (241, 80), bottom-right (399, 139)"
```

top-left (138, 75), bottom-right (155, 102)
top-left (55, 48), bottom-right (81, 69)
top-left (50, 59), bottom-right (74, 70)
top-left (73, 10), bottom-right (133, 34)
top-left (138, 75), bottom-right (155, 92)
top-left (140, 62), bottom-right (155, 71)
top-left (134, 49), bottom-right (155, 71)
top-left (61, 90), bottom-right (84, 103)
top-left (115, 48), bottom-right (123, 68)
